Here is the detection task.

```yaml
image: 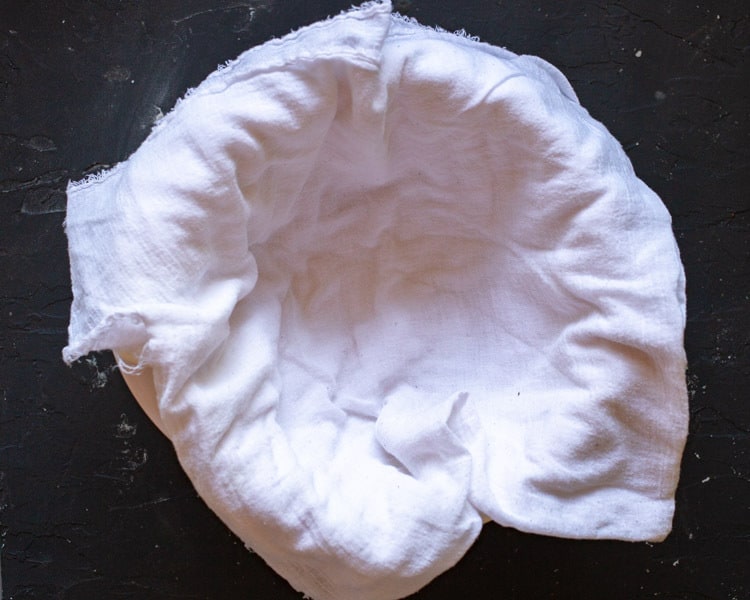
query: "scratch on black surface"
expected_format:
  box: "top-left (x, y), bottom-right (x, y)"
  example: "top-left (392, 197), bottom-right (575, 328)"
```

top-left (108, 496), bottom-right (175, 512)
top-left (172, 2), bottom-right (259, 25)
top-left (20, 188), bottom-right (66, 215)
top-left (0, 169), bottom-right (67, 215)
top-left (0, 133), bottom-right (57, 152)
top-left (0, 170), bottom-right (67, 194)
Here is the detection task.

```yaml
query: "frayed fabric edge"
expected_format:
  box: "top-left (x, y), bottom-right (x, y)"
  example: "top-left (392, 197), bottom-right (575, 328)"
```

top-left (389, 11), bottom-right (482, 42)
top-left (63, 311), bottom-right (149, 371)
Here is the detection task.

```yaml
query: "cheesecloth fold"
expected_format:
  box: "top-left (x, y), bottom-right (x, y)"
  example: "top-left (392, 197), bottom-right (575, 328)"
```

top-left (63, 2), bottom-right (689, 598)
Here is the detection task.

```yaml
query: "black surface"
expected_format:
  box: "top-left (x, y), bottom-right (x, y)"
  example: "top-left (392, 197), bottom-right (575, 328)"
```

top-left (1, 1), bottom-right (748, 598)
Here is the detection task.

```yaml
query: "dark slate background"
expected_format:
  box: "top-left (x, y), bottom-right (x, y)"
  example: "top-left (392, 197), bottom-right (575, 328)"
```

top-left (1, 1), bottom-right (747, 598)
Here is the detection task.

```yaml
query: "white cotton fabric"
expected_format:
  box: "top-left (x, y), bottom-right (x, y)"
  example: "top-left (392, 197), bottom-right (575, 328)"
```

top-left (63, 2), bottom-right (689, 599)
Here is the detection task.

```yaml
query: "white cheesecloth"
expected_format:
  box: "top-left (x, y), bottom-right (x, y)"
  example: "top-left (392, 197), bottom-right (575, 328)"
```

top-left (63, 2), bottom-right (689, 599)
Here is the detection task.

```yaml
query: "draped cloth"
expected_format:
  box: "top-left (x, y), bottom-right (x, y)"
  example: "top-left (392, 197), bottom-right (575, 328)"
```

top-left (64, 2), bottom-right (688, 598)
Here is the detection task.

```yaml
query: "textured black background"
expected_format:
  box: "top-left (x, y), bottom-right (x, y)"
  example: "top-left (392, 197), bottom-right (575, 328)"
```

top-left (1, 1), bottom-right (748, 598)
